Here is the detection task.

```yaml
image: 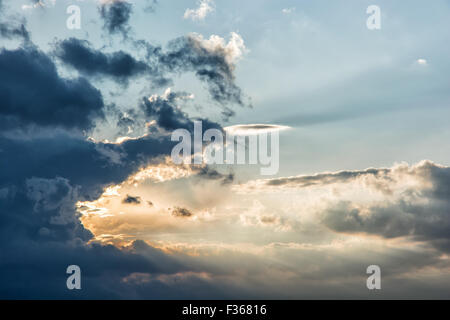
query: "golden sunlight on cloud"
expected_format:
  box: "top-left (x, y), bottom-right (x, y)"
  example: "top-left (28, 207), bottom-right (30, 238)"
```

top-left (126, 160), bottom-right (194, 185)
top-left (77, 160), bottom-right (447, 256)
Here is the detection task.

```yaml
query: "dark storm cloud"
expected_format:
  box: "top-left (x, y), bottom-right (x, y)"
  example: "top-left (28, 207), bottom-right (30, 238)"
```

top-left (54, 38), bottom-right (160, 85)
top-left (0, 40), bottom-right (231, 298)
top-left (140, 90), bottom-right (222, 132)
top-left (99, 0), bottom-right (133, 37)
top-left (0, 46), bottom-right (104, 132)
top-left (0, 133), bottom-right (179, 196)
top-left (0, 239), bottom-right (188, 299)
top-left (123, 194), bottom-right (142, 204)
top-left (0, 4), bottom-right (250, 299)
top-left (0, 131), bottom-right (198, 298)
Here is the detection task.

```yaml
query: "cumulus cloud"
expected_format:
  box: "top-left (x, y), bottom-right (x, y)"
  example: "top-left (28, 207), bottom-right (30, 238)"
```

top-left (70, 157), bottom-right (450, 299)
top-left (238, 161), bottom-right (450, 253)
top-left (183, 0), bottom-right (214, 21)
top-left (318, 161), bottom-right (450, 252)
top-left (0, 19), bottom-right (246, 298)
top-left (5, 1), bottom-right (450, 299)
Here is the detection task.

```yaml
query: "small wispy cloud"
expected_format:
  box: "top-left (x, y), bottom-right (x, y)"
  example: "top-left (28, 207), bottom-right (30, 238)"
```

top-left (282, 7), bottom-right (295, 14)
top-left (416, 58), bottom-right (428, 66)
top-left (225, 124), bottom-right (291, 135)
top-left (184, 0), bottom-right (214, 21)
top-left (22, 0), bottom-right (55, 10)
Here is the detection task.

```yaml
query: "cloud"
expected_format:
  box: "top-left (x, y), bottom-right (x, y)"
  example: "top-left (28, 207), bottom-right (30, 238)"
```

top-left (0, 21), bottom-right (29, 41)
top-left (0, 0), bottom-right (30, 41)
top-left (65, 156), bottom-right (450, 298)
top-left (140, 88), bottom-right (222, 132)
top-left (261, 167), bottom-right (391, 188)
top-left (319, 161), bottom-right (450, 252)
top-left (0, 1), bottom-right (255, 299)
top-left (54, 38), bottom-right (164, 86)
top-left (134, 32), bottom-right (249, 107)
top-left (122, 194), bottom-right (142, 205)
top-left (184, 0), bottom-right (214, 21)
top-left (159, 32), bottom-right (249, 107)
top-left (6, 1), bottom-right (450, 299)
top-left (21, 0), bottom-right (53, 10)
top-left (282, 7), bottom-right (295, 14)
top-left (416, 58), bottom-right (428, 66)
top-left (56, 33), bottom-right (249, 108)
top-left (194, 166), bottom-right (234, 185)
top-left (238, 160), bottom-right (450, 253)
top-left (225, 124), bottom-right (290, 135)
top-left (0, 25), bottom-right (244, 298)
top-left (0, 46), bottom-right (105, 132)
top-left (0, 115), bottom-right (228, 299)
top-left (99, 0), bottom-right (133, 37)
top-left (172, 206), bottom-right (193, 217)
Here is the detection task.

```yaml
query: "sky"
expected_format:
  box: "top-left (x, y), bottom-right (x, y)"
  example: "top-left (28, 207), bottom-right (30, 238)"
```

top-left (1, 0), bottom-right (450, 299)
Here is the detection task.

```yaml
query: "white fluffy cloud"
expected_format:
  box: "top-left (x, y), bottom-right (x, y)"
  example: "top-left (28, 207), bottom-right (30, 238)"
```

top-left (188, 31), bottom-right (247, 65)
top-left (184, 0), bottom-right (214, 21)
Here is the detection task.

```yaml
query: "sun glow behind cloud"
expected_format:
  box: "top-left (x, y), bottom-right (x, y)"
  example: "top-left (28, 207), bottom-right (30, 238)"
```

top-left (3, 0), bottom-right (450, 299)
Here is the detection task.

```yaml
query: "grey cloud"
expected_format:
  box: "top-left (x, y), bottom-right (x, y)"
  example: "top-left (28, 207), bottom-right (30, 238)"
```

top-left (319, 161), bottom-right (450, 252)
top-left (158, 35), bottom-right (248, 107)
top-left (140, 90), bottom-right (222, 132)
top-left (0, 0), bottom-right (30, 42)
top-left (0, 37), bottom-right (234, 298)
top-left (172, 206), bottom-right (193, 217)
top-left (0, 21), bottom-right (29, 41)
top-left (323, 197), bottom-right (450, 252)
top-left (99, 0), bottom-right (133, 37)
top-left (123, 194), bottom-right (142, 205)
top-left (0, 46), bottom-right (105, 132)
top-left (55, 35), bottom-right (249, 109)
top-left (265, 167), bottom-right (391, 188)
top-left (194, 166), bottom-right (234, 185)
top-left (54, 38), bottom-right (166, 86)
